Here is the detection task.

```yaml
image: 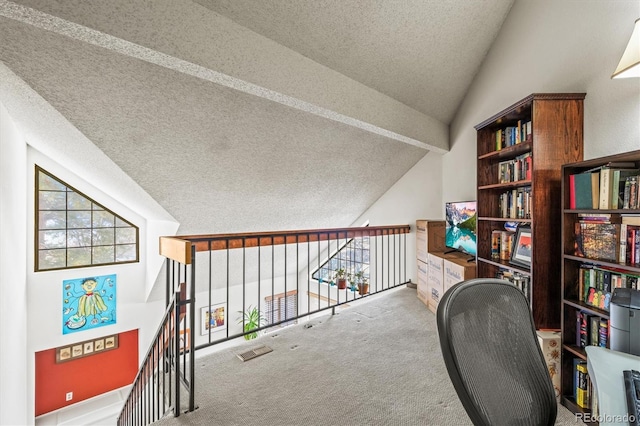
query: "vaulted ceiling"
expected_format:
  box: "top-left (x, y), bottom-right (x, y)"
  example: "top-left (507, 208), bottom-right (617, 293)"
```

top-left (0, 0), bottom-right (514, 234)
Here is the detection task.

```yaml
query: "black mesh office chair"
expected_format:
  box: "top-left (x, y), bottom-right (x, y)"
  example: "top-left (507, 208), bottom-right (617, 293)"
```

top-left (436, 278), bottom-right (557, 426)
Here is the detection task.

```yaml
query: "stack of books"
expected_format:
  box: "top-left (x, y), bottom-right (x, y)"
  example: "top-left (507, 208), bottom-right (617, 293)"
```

top-left (498, 152), bottom-right (532, 183)
top-left (494, 120), bottom-right (532, 151)
top-left (498, 188), bottom-right (532, 219)
top-left (491, 230), bottom-right (514, 261)
top-left (569, 161), bottom-right (639, 210)
top-left (573, 359), bottom-right (594, 412)
top-left (496, 267), bottom-right (530, 300)
top-left (576, 311), bottom-right (609, 348)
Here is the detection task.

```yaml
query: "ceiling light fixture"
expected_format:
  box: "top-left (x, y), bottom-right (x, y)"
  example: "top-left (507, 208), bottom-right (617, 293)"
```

top-left (612, 18), bottom-right (640, 78)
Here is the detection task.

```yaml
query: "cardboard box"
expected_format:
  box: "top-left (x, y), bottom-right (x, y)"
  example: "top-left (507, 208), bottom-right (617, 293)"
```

top-left (427, 253), bottom-right (444, 313)
top-left (443, 257), bottom-right (476, 293)
top-left (536, 330), bottom-right (561, 400)
top-left (416, 259), bottom-right (429, 307)
top-left (416, 220), bottom-right (446, 262)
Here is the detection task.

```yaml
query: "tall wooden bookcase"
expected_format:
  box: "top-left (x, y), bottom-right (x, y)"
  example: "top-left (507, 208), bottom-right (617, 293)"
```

top-left (475, 93), bottom-right (585, 330)
top-left (560, 149), bottom-right (640, 418)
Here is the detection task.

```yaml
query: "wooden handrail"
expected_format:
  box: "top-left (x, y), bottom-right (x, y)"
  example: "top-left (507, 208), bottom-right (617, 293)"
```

top-left (161, 225), bottom-right (411, 258)
top-left (159, 237), bottom-right (192, 264)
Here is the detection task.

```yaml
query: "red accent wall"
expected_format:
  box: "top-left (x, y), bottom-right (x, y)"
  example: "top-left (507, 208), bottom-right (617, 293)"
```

top-left (35, 329), bottom-right (138, 416)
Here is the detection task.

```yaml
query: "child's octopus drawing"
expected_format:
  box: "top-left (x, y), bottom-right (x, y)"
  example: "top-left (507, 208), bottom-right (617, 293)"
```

top-left (63, 274), bottom-right (116, 334)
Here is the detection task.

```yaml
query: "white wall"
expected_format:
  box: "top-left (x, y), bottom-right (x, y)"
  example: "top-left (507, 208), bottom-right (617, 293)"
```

top-left (352, 152), bottom-right (443, 282)
top-left (446, 0), bottom-right (640, 203)
top-left (25, 148), bottom-right (166, 422)
top-left (0, 62), bottom-right (179, 301)
top-left (0, 98), bottom-right (169, 423)
top-left (357, 0), bottom-right (640, 284)
top-left (27, 147), bottom-right (166, 348)
top-left (0, 100), bottom-right (29, 426)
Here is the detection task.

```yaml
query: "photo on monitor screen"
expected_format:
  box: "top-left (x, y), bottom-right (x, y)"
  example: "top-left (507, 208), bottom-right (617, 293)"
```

top-left (445, 201), bottom-right (477, 257)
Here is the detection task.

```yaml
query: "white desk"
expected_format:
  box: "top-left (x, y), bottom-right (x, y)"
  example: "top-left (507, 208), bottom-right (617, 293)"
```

top-left (586, 346), bottom-right (640, 425)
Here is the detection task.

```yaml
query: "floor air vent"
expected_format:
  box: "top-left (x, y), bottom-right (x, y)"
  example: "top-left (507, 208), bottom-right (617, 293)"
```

top-left (236, 345), bottom-right (273, 362)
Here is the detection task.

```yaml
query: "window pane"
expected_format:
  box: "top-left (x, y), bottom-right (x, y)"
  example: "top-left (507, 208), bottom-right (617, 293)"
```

top-left (93, 210), bottom-right (115, 228)
top-left (115, 217), bottom-right (130, 227)
top-left (67, 191), bottom-right (91, 210)
top-left (39, 211), bottom-right (66, 230)
top-left (39, 191), bottom-right (66, 210)
top-left (39, 249), bottom-right (66, 269)
top-left (67, 247), bottom-right (91, 266)
top-left (39, 172), bottom-right (66, 191)
top-left (93, 246), bottom-right (114, 264)
top-left (67, 211), bottom-right (92, 229)
top-left (93, 228), bottom-right (115, 246)
top-left (39, 230), bottom-right (66, 249)
top-left (116, 244), bottom-right (136, 261)
top-left (67, 229), bottom-right (92, 247)
top-left (116, 227), bottom-right (136, 244)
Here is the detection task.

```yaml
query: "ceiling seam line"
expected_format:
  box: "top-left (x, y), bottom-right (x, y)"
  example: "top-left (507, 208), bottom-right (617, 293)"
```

top-left (0, 0), bottom-right (445, 154)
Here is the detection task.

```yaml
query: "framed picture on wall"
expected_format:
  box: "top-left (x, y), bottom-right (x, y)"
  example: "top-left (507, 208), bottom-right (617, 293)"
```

top-left (55, 334), bottom-right (119, 363)
top-left (200, 303), bottom-right (227, 336)
top-left (62, 274), bottom-right (117, 335)
top-left (94, 339), bottom-right (105, 351)
top-left (71, 345), bottom-right (83, 358)
top-left (105, 336), bottom-right (116, 349)
top-left (59, 347), bottom-right (71, 361)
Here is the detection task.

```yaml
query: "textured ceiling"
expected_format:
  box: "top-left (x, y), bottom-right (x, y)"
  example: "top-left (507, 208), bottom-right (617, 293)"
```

top-left (0, 0), bottom-right (514, 235)
top-left (195, 0), bottom-right (514, 123)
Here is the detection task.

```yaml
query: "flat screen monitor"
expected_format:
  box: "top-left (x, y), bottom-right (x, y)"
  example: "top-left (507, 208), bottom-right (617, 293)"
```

top-left (445, 201), bottom-right (477, 257)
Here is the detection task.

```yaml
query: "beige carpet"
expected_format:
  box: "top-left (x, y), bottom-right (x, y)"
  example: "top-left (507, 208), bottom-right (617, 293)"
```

top-left (155, 286), bottom-right (582, 426)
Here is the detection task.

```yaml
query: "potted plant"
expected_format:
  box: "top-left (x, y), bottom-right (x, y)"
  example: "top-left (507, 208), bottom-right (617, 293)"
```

top-left (358, 276), bottom-right (369, 295)
top-left (335, 268), bottom-right (347, 289)
top-left (237, 305), bottom-right (266, 340)
top-left (347, 272), bottom-right (357, 292)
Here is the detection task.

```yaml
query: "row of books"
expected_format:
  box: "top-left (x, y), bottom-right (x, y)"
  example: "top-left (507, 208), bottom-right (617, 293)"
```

top-left (577, 265), bottom-right (618, 312)
top-left (568, 161), bottom-right (639, 210)
top-left (576, 311), bottom-right (609, 348)
top-left (574, 214), bottom-right (640, 265)
top-left (621, 222), bottom-right (640, 264)
top-left (496, 267), bottom-right (530, 300)
top-left (491, 230), bottom-right (514, 261)
top-left (499, 187), bottom-right (532, 219)
top-left (623, 176), bottom-right (640, 209)
top-left (494, 120), bottom-right (532, 151)
top-left (498, 152), bottom-right (532, 183)
top-left (573, 359), bottom-right (597, 412)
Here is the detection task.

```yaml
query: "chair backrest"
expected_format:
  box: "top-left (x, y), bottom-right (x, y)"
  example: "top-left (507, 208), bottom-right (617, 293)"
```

top-left (436, 278), bottom-right (557, 426)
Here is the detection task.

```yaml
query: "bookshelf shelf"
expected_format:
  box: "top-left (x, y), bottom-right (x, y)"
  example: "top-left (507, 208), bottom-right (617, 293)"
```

top-left (478, 141), bottom-right (532, 161)
top-left (478, 180), bottom-right (532, 191)
top-left (561, 397), bottom-right (598, 425)
top-left (477, 257), bottom-right (531, 275)
top-left (562, 344), bottom-right (587, 360)
top-left (562, 299), bottom-right (610, 318)
top-left (564, 254), bottom-right (640, 273)
top-left (475, 93), bottom-right (585, 330)
top-left (560, 148), bottom-right (640, 420)
top-left (478, 217), bottom-right (532, 223)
